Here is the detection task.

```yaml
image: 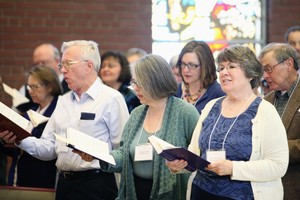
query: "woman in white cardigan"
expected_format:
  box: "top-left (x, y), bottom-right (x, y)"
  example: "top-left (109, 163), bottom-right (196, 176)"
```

top-left (167, 45), bottom-right (289, 200)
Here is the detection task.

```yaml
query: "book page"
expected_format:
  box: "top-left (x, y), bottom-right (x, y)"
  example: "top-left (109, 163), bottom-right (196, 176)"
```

top-left (27, 109), bottom-right (49, 127)
top-left (0, 102), bottom-right (30, 130)
top-left (148, 135), bottom-right (176, 154)
top-left (55, 128), bottom-right (116, 165)
top-left (2, 83), bottom-right (29, 107)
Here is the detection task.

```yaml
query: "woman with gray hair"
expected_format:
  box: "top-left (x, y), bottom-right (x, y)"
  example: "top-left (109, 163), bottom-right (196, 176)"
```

top-left (78, 54), bottom-right (200, 199)
top-left (167, 45), bottom-right (289, 199)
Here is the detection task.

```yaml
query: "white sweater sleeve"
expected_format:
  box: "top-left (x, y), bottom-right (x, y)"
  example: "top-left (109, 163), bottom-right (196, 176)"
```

top-left (231, 100), bottom-right (289, 182)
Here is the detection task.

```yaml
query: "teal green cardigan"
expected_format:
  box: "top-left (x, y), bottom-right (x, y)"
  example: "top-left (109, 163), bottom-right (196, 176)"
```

top-left (103, 96), bottom-right (199, 200)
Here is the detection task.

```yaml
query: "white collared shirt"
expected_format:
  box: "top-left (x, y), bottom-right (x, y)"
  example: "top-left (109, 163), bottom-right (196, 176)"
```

top-left (18, 77), bottom-right (129, 171)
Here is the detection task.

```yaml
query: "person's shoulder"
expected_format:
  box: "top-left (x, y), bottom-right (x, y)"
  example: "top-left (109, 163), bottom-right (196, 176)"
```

top-left (255, 97), bottom-right (278, 115)
top-left (99, 83), bottom-right (124, 98)
top-left (128, 104), bottom-right (146, 118)
top-left (171, 96), bottom-right (198, 113)
top-left (207, 81), bottom-right (224, 92)
top-left (202, 97), bottom-right (222, 111)
top-left (174, 82), bottom-right (183, 97)
top-left (259, 98), bottom-right (275, 108)
top-left (263, 90), bottom-right (275, 101)
top-left (58, 90), bottom-right (72, 100)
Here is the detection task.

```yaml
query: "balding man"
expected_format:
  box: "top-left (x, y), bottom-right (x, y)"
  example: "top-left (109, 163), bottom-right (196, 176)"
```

top-left (17, 43), bottom-right (70, 113)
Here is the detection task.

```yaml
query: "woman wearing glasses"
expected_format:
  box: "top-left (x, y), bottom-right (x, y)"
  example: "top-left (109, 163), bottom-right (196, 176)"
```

top-left (167, 45), bottom-right (289, 199)
top-left (15, 66), bottom-right (62, 188)
top-left (175, 41), bottom-right (225, 114)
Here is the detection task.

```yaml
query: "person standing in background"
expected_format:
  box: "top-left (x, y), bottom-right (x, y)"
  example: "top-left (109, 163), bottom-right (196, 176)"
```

top-left (258, 42), bottom-right (300, 200)
top-left (17, 43), bottom-right (70, 114)
top-left (126, 47), bottom-right (147, 65)
top-left (284, 26), bottom-right (300, 57)
top-left (169, 54), bottom-right (182, 83)
top-left (0, 40), bottom-right (129, 200)
top-left (284, 26), bottom-right (300, 73)
top-left (99, 51), bottom-right (140, 113)
top-left (175, 41), bottom-right (225, 114)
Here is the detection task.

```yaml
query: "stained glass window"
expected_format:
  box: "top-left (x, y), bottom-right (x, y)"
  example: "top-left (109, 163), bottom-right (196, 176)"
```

top-left (152, 0), bottom-right (265, 61)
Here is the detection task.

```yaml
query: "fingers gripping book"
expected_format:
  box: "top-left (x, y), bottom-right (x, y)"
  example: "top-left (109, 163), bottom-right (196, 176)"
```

top-left (148, 135), bottom-right (210, 171)
top-left (55, 128), bottom-right (116, 165)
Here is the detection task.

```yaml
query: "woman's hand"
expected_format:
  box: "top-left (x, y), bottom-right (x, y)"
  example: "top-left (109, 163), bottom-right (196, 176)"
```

top-left (72, 150), bottom-right (95, 162)
top-left (0, 130), bottom-right (17, 144)
top-left (165, 159), bottom-right (188, 173)
top-left (206, 160), bottom-right (233, 176)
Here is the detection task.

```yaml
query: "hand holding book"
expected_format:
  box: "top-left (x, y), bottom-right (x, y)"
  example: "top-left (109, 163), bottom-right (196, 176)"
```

top-left (148, 135), bottom-right (210, 172)
top-left (55, 128), bottom-right (116, 165)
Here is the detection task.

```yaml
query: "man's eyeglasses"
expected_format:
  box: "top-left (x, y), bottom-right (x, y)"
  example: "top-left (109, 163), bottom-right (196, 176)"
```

top-left (58, 60), bottom-right (85, 71)
top-left (263, 59), bottom-right (287, 74)
top-left (130, 79), bottom-right (139, 87)
top-left (179, 62), bottom-right (200, 69)
top-left (26, 83), bottom-right (43, 91)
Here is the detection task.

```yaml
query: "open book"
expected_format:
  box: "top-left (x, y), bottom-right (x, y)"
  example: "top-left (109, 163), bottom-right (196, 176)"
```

top-left (0, 102), bottom-right (32, 141)
top-left (27, 109), bottom-right (49, 127)
top-left (54, 128), bottom-right (116, 165)
top-left (148, 135), bottom-right (210, 171)
top-left (2, 83), bottom-right (30, 108)
top-left (0, 102), bottom-right (50, 140)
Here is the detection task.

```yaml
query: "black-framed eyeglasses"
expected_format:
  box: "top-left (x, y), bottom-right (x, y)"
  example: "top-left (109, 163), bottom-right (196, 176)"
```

top-left (130, 79), bottom-right (139, 87)
top-left (58, 60), bottom-right (86, 71)
top-left (263, 59), bottom-right (287, 74)
top-left (179, 62), bottom-right (200, 69)
top-left (26, 83), bottom-right (43, 91)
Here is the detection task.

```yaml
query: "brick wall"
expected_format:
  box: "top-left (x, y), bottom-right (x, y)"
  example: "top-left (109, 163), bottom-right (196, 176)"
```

top-left (267, 0), bottom-right (300, 42)
top-left (0, 0), bottom-right (300, 106)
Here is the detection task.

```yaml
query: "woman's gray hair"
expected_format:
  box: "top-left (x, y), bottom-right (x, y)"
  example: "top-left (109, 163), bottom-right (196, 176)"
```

top-left (216, 45), bottom-right (263, 89)
top-left (258, 42), bottom-right (299, 71)
top-left (61, 40), bottom-right (101, 72)
top-left (132, 54), bottom-right (178, 99)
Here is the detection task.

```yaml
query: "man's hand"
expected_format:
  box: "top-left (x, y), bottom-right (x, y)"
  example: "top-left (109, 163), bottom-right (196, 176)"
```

top-left (72, 149), bottom-right (95, 162)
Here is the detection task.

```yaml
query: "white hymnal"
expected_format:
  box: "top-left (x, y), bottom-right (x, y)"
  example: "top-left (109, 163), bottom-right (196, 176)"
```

top-left (2, 83), bottom-right (29, 107)
top-left (148, 135), bottom-right (176, 154)
top-left (27, 109), bottom-right (49, 128)
top-left (55, 128), bottom-right (116, 165)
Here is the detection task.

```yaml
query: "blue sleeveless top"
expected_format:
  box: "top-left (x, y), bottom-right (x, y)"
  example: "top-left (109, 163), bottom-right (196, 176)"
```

top-left (193, 96), bottom-right (262, 199)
